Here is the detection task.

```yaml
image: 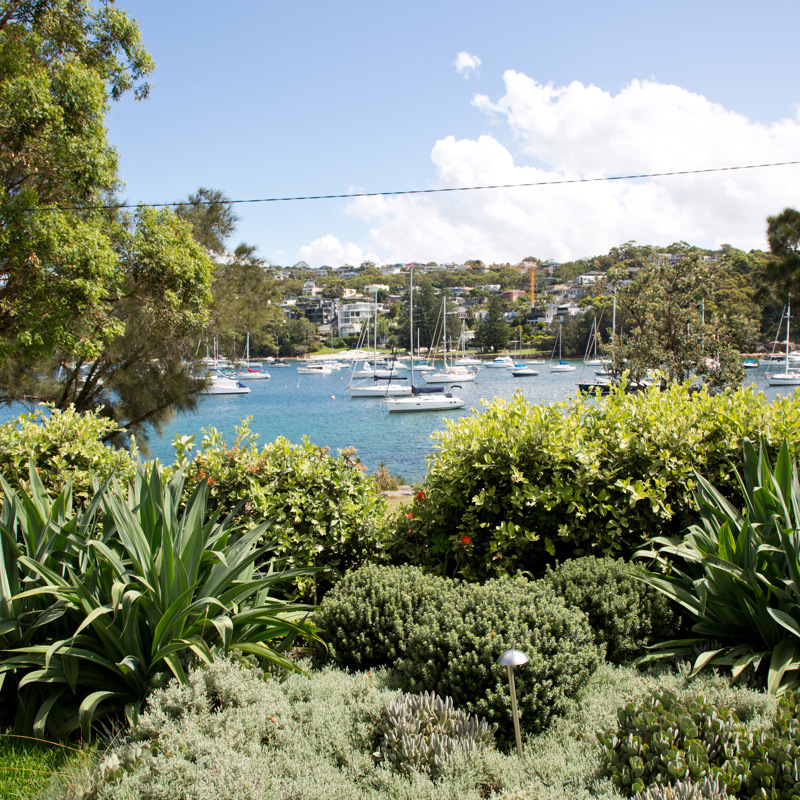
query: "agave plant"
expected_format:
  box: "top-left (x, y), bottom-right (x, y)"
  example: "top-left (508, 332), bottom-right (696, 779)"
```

top-left (637, 437), bottom-right (800, 694)
top-left (0, 462), bottom-right (317, 739)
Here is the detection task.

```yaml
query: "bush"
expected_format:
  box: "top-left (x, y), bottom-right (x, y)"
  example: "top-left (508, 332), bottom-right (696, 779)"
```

top-left (398, 576), bottom-right (603, 743)
top-left (544, 556), bottom-right (679, 664)
top-left (634, 777), bottom-right (731, 800)
top-left (396, 385), bottom-right (800, 579)
top-left (637, 438), bottom-right (800, 693)
top-left (312, 564), bottom-right (449, 670)
top-left (171, 420), bottom-right (390, 602)
top-left (599, 687), bottom-right (800, 799)
top-left (0, 463), bottom-right (316, 739)
top-left (0, 405), bottom-right (136, 506)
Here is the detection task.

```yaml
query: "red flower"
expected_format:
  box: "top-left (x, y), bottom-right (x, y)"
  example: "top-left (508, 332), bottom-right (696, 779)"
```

top-left (416, 490), bottom-right (426, 501)
top-left (406, 512), bottom-right (414, 519)
top-left (461, 535), bottom-right (472, 545)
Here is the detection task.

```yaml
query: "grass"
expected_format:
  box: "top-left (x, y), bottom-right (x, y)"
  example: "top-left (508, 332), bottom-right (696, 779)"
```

top-left (0, 729), bottom-right (91, 799)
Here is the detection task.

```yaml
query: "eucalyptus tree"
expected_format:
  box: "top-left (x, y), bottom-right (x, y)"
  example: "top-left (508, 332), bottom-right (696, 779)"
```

top-left (0, 1), bottom-right (215, 447)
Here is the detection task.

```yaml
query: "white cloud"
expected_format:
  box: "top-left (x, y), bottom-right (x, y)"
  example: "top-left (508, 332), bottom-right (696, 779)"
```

top-left (296, 234), bottom-right (379, 268)
top-left (454, 51), bottom-right (481, 77)
top-left (297, 73), bottom-right (800, 266)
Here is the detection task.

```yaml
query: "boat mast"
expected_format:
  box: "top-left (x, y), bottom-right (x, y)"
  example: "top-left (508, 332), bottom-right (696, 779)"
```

top-left (409, 268), bottom-right (415, 385)
top-left (786, 294), bottom-right (792, 377)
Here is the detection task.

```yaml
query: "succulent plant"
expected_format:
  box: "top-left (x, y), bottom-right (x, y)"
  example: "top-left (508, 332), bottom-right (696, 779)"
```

top-left (376, 691), bottom-right (495, 777)
top-left (600, 688), bottom-right (800, 799)
top-left (94, 741), bottom-right (157, 787)
top-left (634, 776), bottom-right (732, 800)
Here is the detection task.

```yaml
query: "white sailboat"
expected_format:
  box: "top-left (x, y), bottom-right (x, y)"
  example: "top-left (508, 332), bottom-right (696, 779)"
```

top-left (349, 290), bottom-right (411, 396)
top-left (238, 333), bottom-right (271, 380)
top-left (548, 324), bottom-right (576, 372)
top-left (766, 297), bottom-right (800, 387)
top-left (386, 271), bottom-right (465, 412)
top-left (421, 299), bottom-right (477, 384)
top-left (201, 374), bottom-right (251, 395)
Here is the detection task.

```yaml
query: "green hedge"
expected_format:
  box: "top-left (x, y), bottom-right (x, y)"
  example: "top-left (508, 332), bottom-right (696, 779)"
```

top-left (395, 384), bottom-right (800, 579)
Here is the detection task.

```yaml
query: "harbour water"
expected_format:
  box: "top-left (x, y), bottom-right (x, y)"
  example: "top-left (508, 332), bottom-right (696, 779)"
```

top-left (1, 362), bottom-right (789, 483)
top-left (133, 361), bottom-right (789, 483)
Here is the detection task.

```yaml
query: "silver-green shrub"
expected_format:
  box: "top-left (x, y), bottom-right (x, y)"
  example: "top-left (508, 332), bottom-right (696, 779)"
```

top-left (377, 691), bottom-right (495, 777)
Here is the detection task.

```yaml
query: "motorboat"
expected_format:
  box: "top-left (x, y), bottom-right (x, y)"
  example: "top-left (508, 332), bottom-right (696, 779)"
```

top-left (201, 374), bottom-right (251, 395)
top-left (486, 355), bottom-right (514, 368)
top-left (511, 364), bottom-right (539, 377)
top-left (297, 363), bottom-right (332, 375)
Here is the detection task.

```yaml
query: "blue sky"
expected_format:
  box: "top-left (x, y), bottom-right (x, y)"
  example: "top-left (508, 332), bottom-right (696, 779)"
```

top-left (107, 1), bottom-right (800, 267)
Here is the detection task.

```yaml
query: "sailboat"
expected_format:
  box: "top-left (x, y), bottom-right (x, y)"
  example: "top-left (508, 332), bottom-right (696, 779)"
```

top-left (548, 324), bottom-right (576, 372)
top-left (386, 270), bottom-right (465, 412)
top-left (349, 291), bottom-right (411, 397)
top-left (238, 333), bottom-right (271, 380)
top-left (766, 297), bottom-right (800, 387)
top-left (421, 299), bottom-right (477, 384)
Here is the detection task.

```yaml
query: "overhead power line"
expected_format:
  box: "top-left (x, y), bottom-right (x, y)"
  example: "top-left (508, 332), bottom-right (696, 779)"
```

top-left (27, 159), bottom-right (800, 212)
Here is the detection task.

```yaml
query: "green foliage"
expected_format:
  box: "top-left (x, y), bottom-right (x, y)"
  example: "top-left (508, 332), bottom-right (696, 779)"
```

top-left (172, 420), bottom-right (390, 602)
top-left (0, 462), bottom-right (316, 739)
top-left (315, 566), bottom-right (600, 744)
top-left (0, 406), bottom-right (136, 506)
top-left (376, 691), bottom-right (495, 777)
top-left (612, 251), bottom-right (757, 388)
top-left (398, 576), bottom-right (602, 743)
top-left (637, 438), bottom-right (800, 694)
top-left (599, 687), bottom-right (800, 799)
top-left (543, 557), bottom-right (679, 665)
top-left (0, 3), bottom-right (217, 446)
top-left (313, 564), bottom-right (448, 670)
top-left (766, 208), bottom-right (800, 295)
top-left (396, 385), bottom-right (800, 580)
top-left (474, 295), bottom-right (511, 352)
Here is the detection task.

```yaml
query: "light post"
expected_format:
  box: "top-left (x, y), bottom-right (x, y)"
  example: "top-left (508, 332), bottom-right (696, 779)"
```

top-left (498, 648), bottom-right (528, 758)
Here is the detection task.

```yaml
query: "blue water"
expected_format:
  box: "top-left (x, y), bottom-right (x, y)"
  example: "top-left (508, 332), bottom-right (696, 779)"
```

top-left (131, 362), bottom-right (788, 482)
top-left (1, 363), bottom-right (789, 483)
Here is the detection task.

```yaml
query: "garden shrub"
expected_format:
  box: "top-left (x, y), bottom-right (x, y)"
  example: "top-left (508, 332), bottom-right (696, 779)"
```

top-left (398, 576), bottom-right (603, 743)
top-left (598, 687), bottom-right (800, 799)
top-left (171, 420), bottom-right (391, 602)
top-left (312, 563), bottom-right (450, 670)
top-left (633, 777), bottom-right (731, 800)
top-left (396, 384), bottom-right (800, 579)
top-left (0, 405), bottom-right (136, 505)
top-left (544, 556), bottom-right (680, 664)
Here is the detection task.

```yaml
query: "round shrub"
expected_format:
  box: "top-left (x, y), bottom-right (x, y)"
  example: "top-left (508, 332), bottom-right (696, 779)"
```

top-left (398, 576), bottom-right (603, 744)
top-left (170, 420), bottom-right (391, 602)
top-left (312, 563), bottom-right (450, 670)
top-left (543, 556), bottom-right (680, 664)
top-left (0, 405), bottom-right (136, 505)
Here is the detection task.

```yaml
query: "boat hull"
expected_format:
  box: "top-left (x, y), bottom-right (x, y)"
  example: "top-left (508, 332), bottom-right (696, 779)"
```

top-left (386, 395), bottom-right (465, 412)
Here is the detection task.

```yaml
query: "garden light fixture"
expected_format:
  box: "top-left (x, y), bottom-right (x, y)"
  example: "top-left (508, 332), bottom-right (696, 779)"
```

top-left (498, 648), bottom-right (528, 758)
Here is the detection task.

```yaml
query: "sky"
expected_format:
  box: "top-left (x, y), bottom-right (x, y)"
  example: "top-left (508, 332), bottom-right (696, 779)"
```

top-left (107, 1), bottom-right (800, 268)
